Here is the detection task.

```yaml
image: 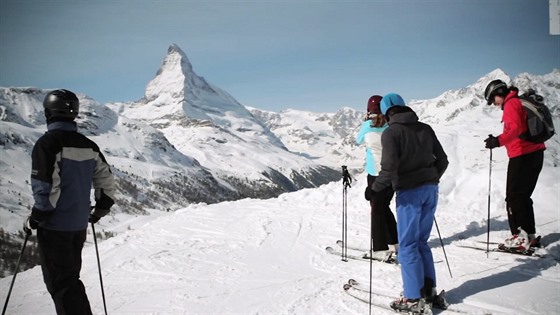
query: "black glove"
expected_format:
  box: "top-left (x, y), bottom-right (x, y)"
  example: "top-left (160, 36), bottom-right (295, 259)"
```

top-left (484, 135), bottom-right (500, 149)
top-left (364, 187), bottom-right (376, 201)
top-left (89, 207), bottom-right (110, 224)
top-left (89, 214), bottom-right (101, 224)
top-left (23, 216), bottom-right (39, 235)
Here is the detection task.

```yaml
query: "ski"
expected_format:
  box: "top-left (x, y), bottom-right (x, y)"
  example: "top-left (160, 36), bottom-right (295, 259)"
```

top-left (342, 283), bottom-right (429, 314)
top-left (456, 244), bottom-right (544, 258)
top-left (325, 246), bottom-right (397, 264)
top-left (474, 240), bottom-right (501, 245)
top-left (496, 243), bottom-right (543, 256)
top-left (362, 253), bottom-right (397, 264)
top-left (335, 240), bottom-right (452, 265)
top-left (335, 240), bottom-right (398, 264)
top-left (346, 279), bottom-right (393, 298)
top-left (345, 279), bottom-right (491, 314)
top-left (347, 279), bottom-right (449, 311)
top-left (336, 239), bottom-right (370, 252)
top-left (473, 235), bottom-right (542, 248)
top-left (325, 246), bottom-right (364, 261)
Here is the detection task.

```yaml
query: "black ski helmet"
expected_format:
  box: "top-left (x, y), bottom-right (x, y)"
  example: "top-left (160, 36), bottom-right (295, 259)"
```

top-left (484, 79), bottom-right (508, 105)
top-left (43, 89), bottom-right (79, 121)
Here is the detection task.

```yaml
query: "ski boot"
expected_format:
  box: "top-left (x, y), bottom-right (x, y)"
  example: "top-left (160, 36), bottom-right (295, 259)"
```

top-left (390, 297), bottom-right (432, 314)
top-left (426, 289), bottom-right (449, 310)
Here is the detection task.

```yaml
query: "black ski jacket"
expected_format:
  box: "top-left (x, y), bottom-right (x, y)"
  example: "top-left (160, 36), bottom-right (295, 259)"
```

top-left (31, 121), bottom-right (116, 231)
top-left (371, 110), bottom-right (448, 192)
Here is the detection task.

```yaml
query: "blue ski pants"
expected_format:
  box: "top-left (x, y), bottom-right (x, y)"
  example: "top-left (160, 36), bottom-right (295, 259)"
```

top-left (396, 184), bottom-right (438, 299)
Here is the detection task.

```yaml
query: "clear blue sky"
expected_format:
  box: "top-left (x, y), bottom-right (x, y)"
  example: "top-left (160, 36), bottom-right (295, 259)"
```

top-left (1, 0), bottom-right (558, 113)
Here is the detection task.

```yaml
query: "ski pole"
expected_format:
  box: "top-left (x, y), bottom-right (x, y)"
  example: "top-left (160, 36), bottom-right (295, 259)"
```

top-left (91, 223), bottom-right (108, 315)
top-left (433, 218), bottom-right (452, 278)
top-left (368, 204), bottom-right (373, 315)
top-left (341, 165), bottom-right (352, 262)
top-left (341, 174), bottom-right (345, 261)
top-left (2, 233), bottom-right (30, 315)
top-left (486, 147), bottom-right (493, 257)
top-left (341, 179), bottom-right (348, 261)
top-left (343, 187), bottom-right (347, 261)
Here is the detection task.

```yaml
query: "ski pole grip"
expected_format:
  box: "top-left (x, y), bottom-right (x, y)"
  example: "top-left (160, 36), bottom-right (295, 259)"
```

top-left (341, 165), bottom-right (352, 187)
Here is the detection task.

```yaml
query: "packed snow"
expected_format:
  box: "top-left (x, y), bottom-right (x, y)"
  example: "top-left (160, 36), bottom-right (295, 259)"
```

top-left (1, 99), bottom-right (559, 314)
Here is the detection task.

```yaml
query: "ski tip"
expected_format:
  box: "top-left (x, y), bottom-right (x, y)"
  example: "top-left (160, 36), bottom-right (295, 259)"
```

top-left (348, 279), bottom-right (358, 285)
top-left (325, 246), bottom-right (334, 252)
top-left (336, 240), bottom-right (344, 245)
top-left (343, 283), bottom-right (352, 291)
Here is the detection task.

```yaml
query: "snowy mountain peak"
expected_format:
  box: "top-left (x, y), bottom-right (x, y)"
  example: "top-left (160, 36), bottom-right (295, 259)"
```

top-left (166, 43), bottom-right (194, 73)
top-left (167, 43), bottom-right (193, 70)
top-left (129, 44), bottom-right (247, 124)
top-left (467, 68), bottom-right (511, 94)
top-left (483, 68), bottom-right (510, 81)
top-left (144, 43), bottom-right (212, 102)
top-left (110, 43), bottom-right (330, 188)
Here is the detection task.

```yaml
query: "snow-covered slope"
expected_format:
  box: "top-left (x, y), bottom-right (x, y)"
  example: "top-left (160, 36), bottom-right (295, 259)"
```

top-left (2, 101), bottom-right (559, 313)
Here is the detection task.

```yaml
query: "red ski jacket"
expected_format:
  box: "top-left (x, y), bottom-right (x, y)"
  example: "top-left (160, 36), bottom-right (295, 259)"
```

top-left (497, 90), bottom-right (546, 158)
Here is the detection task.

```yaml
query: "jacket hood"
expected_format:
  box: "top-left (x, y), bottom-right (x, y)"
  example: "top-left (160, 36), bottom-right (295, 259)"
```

top-left (387, 111), bottom-right (419, 125)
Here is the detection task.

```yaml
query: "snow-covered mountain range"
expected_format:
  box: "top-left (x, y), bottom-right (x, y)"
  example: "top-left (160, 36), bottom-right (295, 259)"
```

top-left (0, 43), bottom-right (558, 276)
top-left (0, 44), bottom-right (345, 232)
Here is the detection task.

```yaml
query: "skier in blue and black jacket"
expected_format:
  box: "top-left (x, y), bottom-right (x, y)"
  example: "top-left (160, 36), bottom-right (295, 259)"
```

top-left (369, 93), bottom-right (448, 314)
top-left (23, 89), bottom-right (116, 315)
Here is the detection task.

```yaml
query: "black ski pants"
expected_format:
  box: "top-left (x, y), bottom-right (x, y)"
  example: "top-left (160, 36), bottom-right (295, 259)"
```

top-left (37, 228), bottom-right (92, 315)
top-left (505, 149), bottom-right (544, 235)
top-left (368, 175), bottom-right (398, 251)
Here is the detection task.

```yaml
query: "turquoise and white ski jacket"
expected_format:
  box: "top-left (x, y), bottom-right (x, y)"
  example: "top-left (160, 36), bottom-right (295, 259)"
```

top-left (356, 120), bottom-right (387, 176)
